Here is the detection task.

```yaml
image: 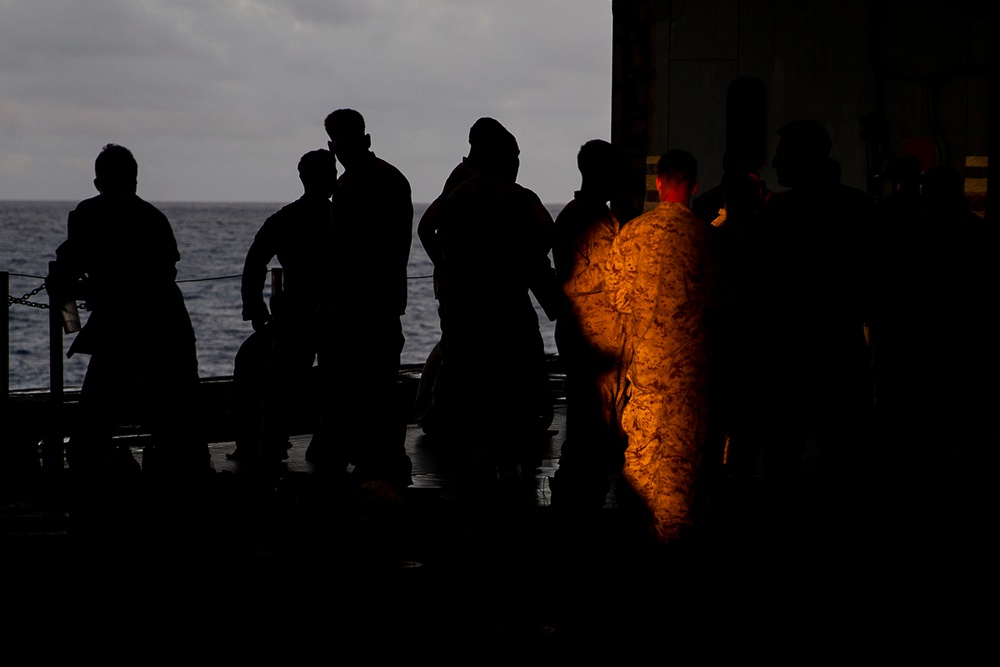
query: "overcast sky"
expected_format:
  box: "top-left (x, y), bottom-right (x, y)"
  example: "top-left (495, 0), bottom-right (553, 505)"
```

top-left (0, 1), bottom-right (613, 205)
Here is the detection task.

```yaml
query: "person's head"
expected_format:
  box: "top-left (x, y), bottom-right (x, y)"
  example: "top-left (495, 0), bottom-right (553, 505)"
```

top-left (772, 119), bottom-right (832, 187)
top-left (298, 149), bottom-right (338, 197)
top-left (467, 117), bottom-right (519, 182)
top-left (94, 143), bottom-right (138, 195)
top-left (577, 139), bottom-right (625, 201)
top-left (655, 149), bottom-right (698, 205)
top-left (324, 108), bottom-right (371, 167)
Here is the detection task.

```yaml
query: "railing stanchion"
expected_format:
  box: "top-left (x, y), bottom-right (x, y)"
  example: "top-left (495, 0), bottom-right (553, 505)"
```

top-left (44, 261), bottom-right (64, 472)
top-left (2, 271), bottom-right (8, 438)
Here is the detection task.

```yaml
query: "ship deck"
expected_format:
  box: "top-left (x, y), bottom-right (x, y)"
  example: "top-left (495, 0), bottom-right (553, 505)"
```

top-left (1, 376), bottom-right (986, 656)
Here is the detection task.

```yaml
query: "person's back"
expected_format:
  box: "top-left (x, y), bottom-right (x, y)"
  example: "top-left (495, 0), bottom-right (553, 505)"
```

top-left (241, 150), bottom-right (336, 327)
top-left (437, 172), bottom-right (554, 329)
top-left (736, 121), bottom-right (874, 519)
top-left (318, 108), bottom-right (412, 488)
top-left (51, 144), bottom-right (206, 477)
top-left (325, 110), bottom-right (412, 322)
top-left (605, 149), bottom-right (710, 542)
top-left (431, 130), bottom-right (559, 481)
top-left (752, 173), bottom-right (871, 363)
top-left (59, 193), bottom-right (191, 348)
top-left (232, 149), bottom-right (336, 464)
top-left (742, 122), bottom-right (872, 384)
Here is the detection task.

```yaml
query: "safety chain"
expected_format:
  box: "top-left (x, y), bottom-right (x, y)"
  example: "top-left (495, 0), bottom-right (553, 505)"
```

top-left (7, 282), bottom-right (49, 310)
top-left (6, 281), bottom-right (87, 311)
top-left (6, 271), bottom-right (432, 310)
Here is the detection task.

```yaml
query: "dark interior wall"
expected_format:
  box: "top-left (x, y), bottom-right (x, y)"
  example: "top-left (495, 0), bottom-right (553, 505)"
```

top-left (612, 0), bottom-right (990, 213)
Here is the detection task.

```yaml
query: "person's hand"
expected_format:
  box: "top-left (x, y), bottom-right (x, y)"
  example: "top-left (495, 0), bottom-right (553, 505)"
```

top-left (251, 307), bottom-right (272, 332)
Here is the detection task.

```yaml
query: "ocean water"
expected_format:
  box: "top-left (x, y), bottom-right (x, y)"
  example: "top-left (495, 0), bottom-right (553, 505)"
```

top-left (2, 200), bottom-right (559, 391)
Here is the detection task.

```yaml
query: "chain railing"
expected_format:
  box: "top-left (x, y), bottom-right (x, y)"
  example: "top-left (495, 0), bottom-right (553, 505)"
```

top-left (5, 266), bottom-right (435, 391)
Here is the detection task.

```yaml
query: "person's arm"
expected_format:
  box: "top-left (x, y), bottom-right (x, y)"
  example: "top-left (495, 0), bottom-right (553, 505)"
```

top-left (241, 217), bottom-right (278, 331)
top-left (49, 205), bottom-right (93, 307)
top-left (524, 195), bottom-right (563, 322)
top-left (417, 198), bottom-right (445, 266)
top-left (604, 226), bottom-right (634, 316)
top-left (394, 179), bottom-right (414, 315)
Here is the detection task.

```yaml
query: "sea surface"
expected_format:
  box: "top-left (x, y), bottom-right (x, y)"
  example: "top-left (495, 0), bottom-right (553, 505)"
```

top-left (2, 200), bottom-right (559, 391)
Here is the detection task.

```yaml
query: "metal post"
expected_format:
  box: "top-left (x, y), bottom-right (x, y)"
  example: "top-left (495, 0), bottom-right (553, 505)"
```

top-left (44, 261), bottom-right (64, 471)
top-left (2, 271), bottom-right (8, 403)
top-left (1, 271), bottom-right (8, 436)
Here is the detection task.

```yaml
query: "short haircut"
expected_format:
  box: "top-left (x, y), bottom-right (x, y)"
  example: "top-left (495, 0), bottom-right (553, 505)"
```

top-left (297, 149), bottom-right (336, 179)
top-left (95, 143), bottom-right (138, 186)
top-left (657, 149), bottom-right (697, 185)
top-left (324, 108), bottom-right (366, 140)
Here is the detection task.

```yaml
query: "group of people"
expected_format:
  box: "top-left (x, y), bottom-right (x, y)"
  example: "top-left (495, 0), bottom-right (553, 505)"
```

top-left (411, 118), bottom-right (713, 541)
top-left (549, 144), bottom-right (711, 543)
top-left (50, 108), bottom-right (414, 493)
top-left (50, 110), bottom-right (993, 543)
top-left (230, 109), bottom-right (413, 491)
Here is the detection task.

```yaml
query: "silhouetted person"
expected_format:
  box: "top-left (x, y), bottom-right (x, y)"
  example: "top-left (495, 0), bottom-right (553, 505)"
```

top-left (918, 166), bottom-right (995, 526)
top-left (869, 155), bottom-right (924, 442)
top-left (50, 144), bottom-right (209, 478)
top-left (231, 149), bottom-right (337, 464)
top-left (314, 109), bottom-right (412, 490)
top-left (692, 151), bottom-right (772, 485)
top-left (414, 117), bottom-right (550, 435)
top-left (550, 139), bottom-right (628, 510)
top-left (737, 120), bottom-right (874, 530)
top-left (605, 150), bottom-right (710, 542)
top-left (690, 77), bottom-right (772, 501)
top-left (431, 120), bottom-right (561, 490)
top-left (417, 118), bottom-right (511, 277)
top-left (870, 164), bottom-right (993, 529)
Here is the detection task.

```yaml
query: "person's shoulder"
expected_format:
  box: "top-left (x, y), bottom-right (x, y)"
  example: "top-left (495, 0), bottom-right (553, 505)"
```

top-left (72, 194), bottom-right (103, 208)
top-left (272, 196), bottom-right (311, 217)
top-left (72, 193), bottom-right (165, 220)
top-left (372, 154), bottom-right (410, 186)
top-left (554, 198), bottom-right (583, 224)
top-left (617, 207), bottom-right (655, 236)
top-left (69, 194), bottom-right (103, 217)
top-left (675, 202), bottom-right (703, 223)
top-left (441, 160), bottom-right (474, 197)
top-left (512, 182), bottom-right (544, 207)
top-left (133, 195), bottom-right (168, 217)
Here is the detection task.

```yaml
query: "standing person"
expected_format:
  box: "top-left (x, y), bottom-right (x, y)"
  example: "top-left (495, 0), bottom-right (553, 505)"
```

top-left (49, 144), bottom-right (209, 479)
top-left (315, 109), bottom-right (412, 490)
top-left (232, 149), bottom-right (338, 465)
top-left (551, 139), bottom-right (628, 510)
top-left (605, 149), bottom-right (710, 543)
top-left (414, 117), bottom-right (539, 435)
top-left (431, 120), bottom-right (561, 490)
top-left (738, 120), bottom-right (873, 528)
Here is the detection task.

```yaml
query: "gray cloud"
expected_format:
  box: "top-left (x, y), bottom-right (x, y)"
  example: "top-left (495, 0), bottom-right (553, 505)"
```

top-left (0, 0), bottom-right (612, 203)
